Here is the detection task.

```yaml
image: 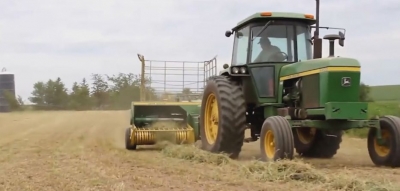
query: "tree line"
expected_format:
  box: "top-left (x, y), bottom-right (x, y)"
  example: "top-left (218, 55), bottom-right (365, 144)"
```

top-left (2, 74), bottom-right (373, 111)
top-left (4, 73), bottom-right (159, 111)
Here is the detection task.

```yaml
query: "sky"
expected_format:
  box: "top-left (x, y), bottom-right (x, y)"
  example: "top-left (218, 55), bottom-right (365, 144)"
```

top-left (0, 0), bottom-right (399, 101)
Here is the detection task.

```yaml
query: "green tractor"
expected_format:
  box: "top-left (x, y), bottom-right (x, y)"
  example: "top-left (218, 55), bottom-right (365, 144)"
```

top-left (199, 0), bottom-right (400, 167)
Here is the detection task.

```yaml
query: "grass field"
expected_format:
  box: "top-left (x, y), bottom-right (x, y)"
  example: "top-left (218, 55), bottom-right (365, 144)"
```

top-left (1, 110), bottom-right (400, 191)
top-left (346, 101), bottom-right (400, 137)
top-left (369, 85), bottom-right (400, 101)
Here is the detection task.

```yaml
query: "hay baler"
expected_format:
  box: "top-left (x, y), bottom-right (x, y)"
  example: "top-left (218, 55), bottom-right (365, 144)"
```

top-left (125, 55), bottom-right (217, 150)
top-left (199, 0), bottom-right (400, 167)
top-left (125, 102), bottom-right (201, 149)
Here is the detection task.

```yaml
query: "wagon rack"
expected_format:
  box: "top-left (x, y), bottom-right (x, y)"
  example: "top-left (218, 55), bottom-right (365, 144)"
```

top-left (137, 54), bottom-right (217, 102)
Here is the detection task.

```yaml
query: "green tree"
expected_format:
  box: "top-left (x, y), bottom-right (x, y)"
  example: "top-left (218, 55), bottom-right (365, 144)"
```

top-left (68, 78), bottom-right (92, 110)
top-left (2, 90), bottom-right (21, 111)
top-left (43, 78), bottom-right (69, 109)
top-left (79, 78), bottom-right (92, 107)
top-left (137, 75), bottom-right (157, 100)
top-left (29, 81), bottom-right (46, 105)
top-left (360, 82), bottom-right (372, 102)
top-left (106, 73), bottom-right (141, 109)
top-left (29, 78), bottom-right (69, 110)
top-left (17, 95), bottom-right (24, 106)
top-left (105, 73), bottom-right (157, 108)
top-left (91, 74), bottom-right (109, 108)
top-left (68, 82), bottom-right (81, 110)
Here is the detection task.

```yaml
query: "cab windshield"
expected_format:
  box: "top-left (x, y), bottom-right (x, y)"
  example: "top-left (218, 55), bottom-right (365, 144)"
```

top-left (250, 21), bottom-right (312, 63)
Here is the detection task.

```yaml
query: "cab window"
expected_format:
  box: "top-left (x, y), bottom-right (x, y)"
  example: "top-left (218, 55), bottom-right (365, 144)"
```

top-left (251, 25), bottom-right (295, 63)
top-left (296, 25), bottom-right (312, 61)
top-left (250, 22), bottom-right (312, 63)
top-left (231, 27), bottom-right (250, 66)
top-left (251, 67), bottom-right (274, 97)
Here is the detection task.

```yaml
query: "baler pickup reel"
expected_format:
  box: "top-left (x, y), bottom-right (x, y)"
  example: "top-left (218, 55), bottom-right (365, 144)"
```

top-left (125, 102), bottom-right (199, 150)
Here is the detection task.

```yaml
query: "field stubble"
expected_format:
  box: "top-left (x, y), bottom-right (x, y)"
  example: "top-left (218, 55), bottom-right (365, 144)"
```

top-left (0, 111), bottom-right (399, 191)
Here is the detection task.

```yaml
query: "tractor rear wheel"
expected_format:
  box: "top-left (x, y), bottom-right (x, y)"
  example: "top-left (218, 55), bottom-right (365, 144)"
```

top-left (260, 116), bottom-right (294, 161)
top-left (298, 130), bottom-right (342, 158)
top-left (368, 116), bottom-right (400, 167)
top-left (200, 76), bottom-right (246, 159)
top-left (125, 127), bottom-right (137, 150)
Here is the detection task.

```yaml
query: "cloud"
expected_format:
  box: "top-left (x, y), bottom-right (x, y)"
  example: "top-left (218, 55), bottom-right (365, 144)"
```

top-left (0, 0), bottom-right (399, 100)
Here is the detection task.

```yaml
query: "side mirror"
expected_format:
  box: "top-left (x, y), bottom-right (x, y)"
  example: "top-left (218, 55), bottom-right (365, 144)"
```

top-left (223, 63), bottom-right (229, 69)
top-left (225, 30), bottom-right (232, 37)
top-left (338, 31), bottom-right (345, 47)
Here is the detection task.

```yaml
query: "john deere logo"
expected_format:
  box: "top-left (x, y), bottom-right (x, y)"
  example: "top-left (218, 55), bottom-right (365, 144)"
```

top-left (341, 77), bottom-right (351, 87)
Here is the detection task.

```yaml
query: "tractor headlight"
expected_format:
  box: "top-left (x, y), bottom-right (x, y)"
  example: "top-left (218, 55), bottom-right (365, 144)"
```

top-left (232, 67), bottom-right (239, 74)
top-left (231, 66), bottom-right (248, 75)
top-left (239, 67), bottom-right (247, 74)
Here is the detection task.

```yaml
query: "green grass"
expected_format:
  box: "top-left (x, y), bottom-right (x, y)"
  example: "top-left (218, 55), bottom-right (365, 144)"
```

top-left (345, 101), bottom-right (400, 138)
top-left (369, 85), bottom-right (400, 101)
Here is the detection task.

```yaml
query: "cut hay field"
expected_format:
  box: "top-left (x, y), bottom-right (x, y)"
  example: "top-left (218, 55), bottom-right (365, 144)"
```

top-left (1, 111), bottom-right (400, 191)
top-left (369, 85), bottom-right (400, 101)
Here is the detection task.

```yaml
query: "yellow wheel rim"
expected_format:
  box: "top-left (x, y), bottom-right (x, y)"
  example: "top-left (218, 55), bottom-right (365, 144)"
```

top-left (204, 93), bottom-right (219, 144)
top-left (264, 130), bottom-right (275, 158)
top-left (130, 129), bottom-right (135, 144)
top-left (374, 129), bottom-right (391, 157)
top-left (296, 128), bottom-right (316, 144)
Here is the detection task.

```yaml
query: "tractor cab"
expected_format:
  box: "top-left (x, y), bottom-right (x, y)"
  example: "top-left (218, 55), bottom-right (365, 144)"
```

top-left (225, 12), bottom-right (316, 66)
top-left (222, 12), bottom-right (317, 104)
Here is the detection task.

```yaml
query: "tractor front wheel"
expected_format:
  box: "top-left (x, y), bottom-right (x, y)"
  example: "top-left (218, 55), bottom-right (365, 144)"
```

top-left (260, 116), bottom-right (294, 161)
top-left (125, 127), bottom-right (137, 150)
top-left (368, 116), bottom-right (400, 167)
top-left (200, 76), bottom-right (246, 159)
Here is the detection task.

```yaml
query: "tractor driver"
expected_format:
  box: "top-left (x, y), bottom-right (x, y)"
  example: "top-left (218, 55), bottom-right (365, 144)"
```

top-left (253, 37), bottom-right (286, 63)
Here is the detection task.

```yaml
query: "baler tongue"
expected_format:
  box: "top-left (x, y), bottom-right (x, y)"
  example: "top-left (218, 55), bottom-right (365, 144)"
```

top-left (127, 103), bottom-right (200, 148)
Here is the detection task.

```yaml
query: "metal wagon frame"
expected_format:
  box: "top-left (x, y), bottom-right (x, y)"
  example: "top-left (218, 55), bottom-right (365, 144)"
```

top-left (137, 54), bottom-right (217, 102)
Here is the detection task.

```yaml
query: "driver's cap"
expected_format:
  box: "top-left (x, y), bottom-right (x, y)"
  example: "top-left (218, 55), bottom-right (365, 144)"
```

top-left (258, 37), bottom-right (271, 45)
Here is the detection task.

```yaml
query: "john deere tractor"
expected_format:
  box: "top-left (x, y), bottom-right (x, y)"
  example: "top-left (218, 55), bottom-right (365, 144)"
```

top-left (199, 0), bottom-right (400, 167)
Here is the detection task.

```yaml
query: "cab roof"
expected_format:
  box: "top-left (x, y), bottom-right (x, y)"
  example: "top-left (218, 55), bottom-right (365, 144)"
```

top-left (232, 12), bottom-right (316, 31)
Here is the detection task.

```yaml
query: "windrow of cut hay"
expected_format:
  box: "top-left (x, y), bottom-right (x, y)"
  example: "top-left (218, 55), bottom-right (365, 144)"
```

top-left (159, 142), bottom-right (396, 191)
